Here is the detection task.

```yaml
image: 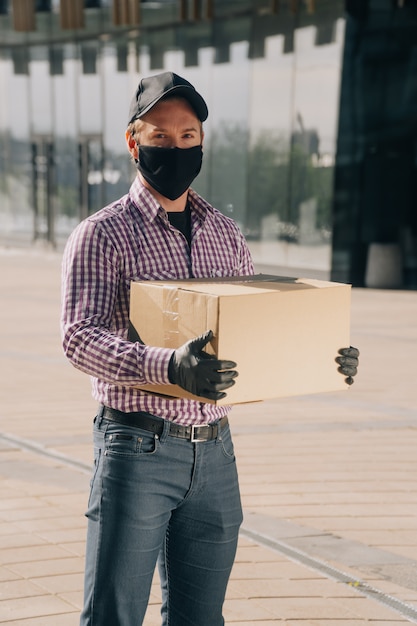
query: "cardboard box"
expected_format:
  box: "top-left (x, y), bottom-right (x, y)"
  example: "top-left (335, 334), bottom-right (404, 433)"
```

top-left (129, 275), bottom-right (351, 405)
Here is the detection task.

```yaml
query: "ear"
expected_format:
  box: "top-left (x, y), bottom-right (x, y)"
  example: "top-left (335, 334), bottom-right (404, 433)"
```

top-left (125, 130), bottom-right (139, 160)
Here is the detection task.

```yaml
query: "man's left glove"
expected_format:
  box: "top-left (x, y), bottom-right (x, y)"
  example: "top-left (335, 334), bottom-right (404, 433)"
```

top-left (336, 346), bottom-right (360, 385)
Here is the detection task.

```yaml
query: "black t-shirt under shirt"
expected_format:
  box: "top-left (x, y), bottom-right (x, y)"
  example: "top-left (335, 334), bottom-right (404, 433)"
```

top-left (167, 204), bottom-right (191, 247)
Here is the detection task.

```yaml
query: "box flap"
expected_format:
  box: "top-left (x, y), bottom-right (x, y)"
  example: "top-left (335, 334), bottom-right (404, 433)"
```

top-left (135, 275), bottom-right (346, 298)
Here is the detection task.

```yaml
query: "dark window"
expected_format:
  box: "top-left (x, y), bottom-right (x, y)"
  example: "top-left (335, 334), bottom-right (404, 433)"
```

top-left (36, 0), bottom-right (51, 11)
top-left (81, 46), bottom-right (97, 74)
top-left (315, 21), bottom-right (336, 46)
top-left (49, 47), bottom-right (64, 75)
top-left (116, 43), bottom-right (128, 72)
top-left (11, 48), bottom-right (29, 75)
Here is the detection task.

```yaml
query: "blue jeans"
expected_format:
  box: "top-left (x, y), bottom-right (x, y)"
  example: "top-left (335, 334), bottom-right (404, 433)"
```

top-left (80, 414), bottom-right (243, 626)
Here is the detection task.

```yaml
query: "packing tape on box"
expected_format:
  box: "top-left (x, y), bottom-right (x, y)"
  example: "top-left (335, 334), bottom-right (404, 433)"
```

top-left (162, 287), bottom-right (179, 348)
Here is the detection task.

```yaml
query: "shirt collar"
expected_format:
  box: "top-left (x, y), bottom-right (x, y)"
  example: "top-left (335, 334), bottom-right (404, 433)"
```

top-left (129, 175), bottom-right (210, 224)
top-left (187, 188), bottom-right (210, 224)
top-left (129, 176), bottom-right (161, 222)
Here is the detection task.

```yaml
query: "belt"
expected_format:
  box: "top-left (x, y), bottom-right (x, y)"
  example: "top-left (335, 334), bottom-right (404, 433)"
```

top-left (100, 406), bottom-right (228, 443)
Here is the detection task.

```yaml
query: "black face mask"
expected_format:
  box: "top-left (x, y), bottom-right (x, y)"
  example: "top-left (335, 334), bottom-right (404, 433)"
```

top-left (136, 145), bottom-right (203, 200)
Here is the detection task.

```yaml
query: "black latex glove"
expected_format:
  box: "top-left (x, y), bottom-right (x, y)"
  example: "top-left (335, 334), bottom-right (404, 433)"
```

top-left (335, 346), bottom-right (360, 385)
top-left (168, 330), bottom-right (238, 401)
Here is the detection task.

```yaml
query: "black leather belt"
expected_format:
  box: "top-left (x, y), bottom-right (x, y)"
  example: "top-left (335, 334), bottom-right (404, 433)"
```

top-left (100, 406), bottom-right (228, 443)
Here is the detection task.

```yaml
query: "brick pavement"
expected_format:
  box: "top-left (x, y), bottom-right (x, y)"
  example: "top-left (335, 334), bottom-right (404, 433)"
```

top-left (0, 248), bottom-right (416, 625)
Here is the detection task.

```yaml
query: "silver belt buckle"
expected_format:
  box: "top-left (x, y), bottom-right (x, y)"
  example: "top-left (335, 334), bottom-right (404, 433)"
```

top-left (191, 424), bottom-right (208, 443)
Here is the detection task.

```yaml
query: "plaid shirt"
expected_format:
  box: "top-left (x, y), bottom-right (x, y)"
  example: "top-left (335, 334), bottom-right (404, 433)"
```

top-left (61, 177), bottom-right (254, 425)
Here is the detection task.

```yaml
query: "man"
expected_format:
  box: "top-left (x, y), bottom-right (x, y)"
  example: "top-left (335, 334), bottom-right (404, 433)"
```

top-left (61, 72), bottom-right (359, 626)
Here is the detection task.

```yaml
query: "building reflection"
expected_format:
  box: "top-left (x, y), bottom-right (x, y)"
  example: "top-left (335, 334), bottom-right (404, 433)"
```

top-left (0, 1), bottom-right (416, 289)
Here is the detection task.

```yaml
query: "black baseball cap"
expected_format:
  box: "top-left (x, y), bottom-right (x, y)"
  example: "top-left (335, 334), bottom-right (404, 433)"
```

top-left (128, 72), bottom-right (209, 125)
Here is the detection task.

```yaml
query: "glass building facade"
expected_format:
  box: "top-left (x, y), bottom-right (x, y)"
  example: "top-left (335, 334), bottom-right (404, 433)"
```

top-left (0, 1), bottom-right (416, 288)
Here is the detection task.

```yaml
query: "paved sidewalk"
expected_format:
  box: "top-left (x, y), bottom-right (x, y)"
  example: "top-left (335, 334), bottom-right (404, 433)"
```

top-left (0, 248), bottom-right (417, 625)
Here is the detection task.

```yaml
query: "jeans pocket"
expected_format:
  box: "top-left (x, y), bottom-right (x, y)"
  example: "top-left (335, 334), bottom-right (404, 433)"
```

top-left (104, 426), bottom-right (160, 458)
top-left (219, 427), bottom-right (235, 460)
top-left (105, 431), bottom-right (142, 457)
top-left (86, 448), bottom-right (102, 520)
top-left (90, 447), bottom-right (101, 488)
top-left (138, 431), bottom-right (160, 455)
